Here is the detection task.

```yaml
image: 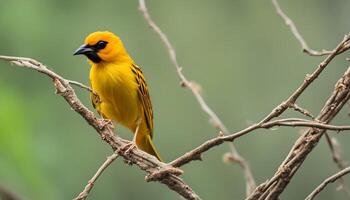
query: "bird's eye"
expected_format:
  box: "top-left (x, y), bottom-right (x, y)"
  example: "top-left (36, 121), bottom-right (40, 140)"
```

top-left (96, 41), bottom-right (108, 49)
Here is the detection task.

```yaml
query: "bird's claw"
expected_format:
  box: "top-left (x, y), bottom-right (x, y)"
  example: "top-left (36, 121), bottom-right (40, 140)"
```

top-left (145, 165), bottom-right (183, 182)
top-left (100, 119), bottom-right (114, 130)
top-left (121, 141), bottom-right (138, 155)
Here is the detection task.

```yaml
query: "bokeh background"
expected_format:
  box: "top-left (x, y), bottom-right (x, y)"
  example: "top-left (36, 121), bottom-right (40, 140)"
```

top-left (1, 0), bottom-right (350, 199)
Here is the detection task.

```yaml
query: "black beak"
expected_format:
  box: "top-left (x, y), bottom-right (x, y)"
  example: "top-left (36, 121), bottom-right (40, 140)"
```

top-left (73, 44), bottom-right (94, 56)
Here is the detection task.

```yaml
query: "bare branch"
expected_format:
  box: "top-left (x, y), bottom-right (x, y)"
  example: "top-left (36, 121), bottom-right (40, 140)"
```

top-left (289, 103), bottom-right (315, 119)
top-left (169, 124), bottom-right (260, 168)
top-left (272, 0), bottom-right (350, 56)
top-left (0, 55), bottom-right (201, 200)
top-left (262, 118), bottom-right (350, 131)
top-left (138, 0), bottom-right (256, 195)
top-left (170, 116), bottom-right (350, 169)
top-left (74, 152), bottom-right (120, 200)
top-left (305, 167), bottom-right (350, 200)
top-left (67, 80), bottom-right (95, 94)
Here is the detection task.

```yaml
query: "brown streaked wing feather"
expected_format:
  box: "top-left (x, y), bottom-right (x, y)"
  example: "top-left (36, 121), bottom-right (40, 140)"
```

top-left (131, 64), bottom-right (154, 137)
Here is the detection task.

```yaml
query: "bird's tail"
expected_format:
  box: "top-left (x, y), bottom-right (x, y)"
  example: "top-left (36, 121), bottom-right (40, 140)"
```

top-left (139, 134), bottom-right (162, 161)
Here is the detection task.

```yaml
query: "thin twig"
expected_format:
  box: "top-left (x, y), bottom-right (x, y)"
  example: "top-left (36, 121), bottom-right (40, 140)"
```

top-left (272, 0), bottom-right (350, 56)
top-left (169, 116), bottom-right (350, 169)
top-left (67, 80), bottom-right (96, 95)
top-left (289, 103), bottom-right (315, 119)
top-left (74, 153), bottom-right (120, 200)
top-left (305, 167), bottom-right (350, 200)
top-left (0, 55), bottom-right (201, 200)
top-left (262, 118), bottom-right (350, 131)
top-left (138, 0), bottom-right (256, 195)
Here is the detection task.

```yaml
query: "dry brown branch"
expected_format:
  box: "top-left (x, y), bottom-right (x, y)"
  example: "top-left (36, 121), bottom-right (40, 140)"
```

top-left (289, 103), bottom-right (315, 119)
top-left (305, 166), bottom-right (350, 200)
top-left (272, 0), bottom-right (350, 56)
top-left (74, 152), bottom-right (120, 200)
top-left (0, 55), bottom-right (200, 200)
top-left (169, 116), bottom-right (350, 169)
top-left (261, 118), bottom-right (350, 131)
top-left (0, 185), bottom-right (21, 200)
top-left (247, 66), bottom-right (350, 200)
top-left (67, 80), bottom-right (95, 94)
top-left (138, 0), bottom-right (257, 195)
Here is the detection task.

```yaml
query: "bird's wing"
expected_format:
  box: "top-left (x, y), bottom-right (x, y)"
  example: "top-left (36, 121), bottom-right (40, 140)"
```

top-left (131, 64), bottom-right (154, 137)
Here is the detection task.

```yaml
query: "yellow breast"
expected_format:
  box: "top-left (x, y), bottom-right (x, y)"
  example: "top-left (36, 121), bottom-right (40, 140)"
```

top-left (89, 62), bottom-right (140, 128)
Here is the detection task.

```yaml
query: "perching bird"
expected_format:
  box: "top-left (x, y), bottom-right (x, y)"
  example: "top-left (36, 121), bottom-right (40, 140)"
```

top-left (74, 31), bottom-right (162, 161)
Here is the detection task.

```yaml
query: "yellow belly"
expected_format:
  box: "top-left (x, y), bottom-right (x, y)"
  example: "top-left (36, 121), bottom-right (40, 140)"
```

top-left (90, 62), bottom-right (140, 129)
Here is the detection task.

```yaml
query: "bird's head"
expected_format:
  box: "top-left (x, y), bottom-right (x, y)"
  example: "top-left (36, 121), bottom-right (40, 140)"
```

top-left (74, 31), bottom-right (129, 63)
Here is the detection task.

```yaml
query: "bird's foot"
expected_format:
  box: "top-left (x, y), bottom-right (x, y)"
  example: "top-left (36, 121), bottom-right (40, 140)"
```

top-left (145, 165), bottom-right (183, 182)
top-left (99, 119), bottom-right (114, 130)
top-left (120, 141), bottom-right (138, 155)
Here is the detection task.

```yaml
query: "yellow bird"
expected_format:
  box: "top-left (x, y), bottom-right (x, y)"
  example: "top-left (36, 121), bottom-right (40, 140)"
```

top-left (74, 31), bottom-right (162, 161)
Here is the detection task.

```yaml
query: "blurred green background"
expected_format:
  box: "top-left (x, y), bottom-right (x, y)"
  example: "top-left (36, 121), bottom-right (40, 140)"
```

top-left (1, 0), bottom-right (350, 199)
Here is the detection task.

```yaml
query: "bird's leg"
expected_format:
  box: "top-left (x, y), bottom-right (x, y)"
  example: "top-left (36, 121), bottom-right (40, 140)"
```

top-left (121, 120), bottom-right (141, 155)
top-left (101, 119), bottom-right (113, 128)
top-left (98, 116), bottom-right (116, 141)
